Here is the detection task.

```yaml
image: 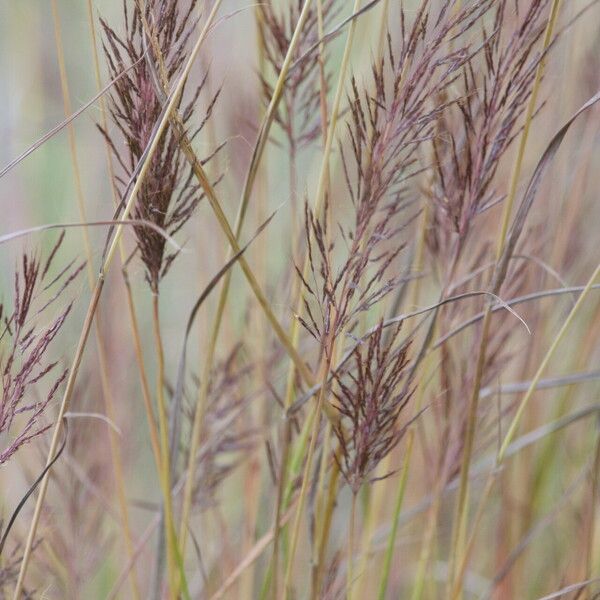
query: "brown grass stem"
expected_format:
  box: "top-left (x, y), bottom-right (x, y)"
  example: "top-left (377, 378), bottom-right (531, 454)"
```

top-left (447, 2), bottom-right (563, 594)
top-left (12, 6), bottom-right (220, 594)
top-left (50, 4), bottom-right (141, 597)
top-left (85, 0), bottom-right (163, 476)
top-left (449, 258), bottom-right (600, 600)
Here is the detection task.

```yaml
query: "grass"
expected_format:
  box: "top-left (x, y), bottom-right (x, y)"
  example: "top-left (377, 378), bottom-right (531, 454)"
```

top-left (1, 0), bottom-right (600, 598)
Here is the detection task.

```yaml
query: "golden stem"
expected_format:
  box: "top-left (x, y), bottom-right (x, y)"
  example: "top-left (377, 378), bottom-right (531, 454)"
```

top-left (13, 5), bottom-right (219, 594)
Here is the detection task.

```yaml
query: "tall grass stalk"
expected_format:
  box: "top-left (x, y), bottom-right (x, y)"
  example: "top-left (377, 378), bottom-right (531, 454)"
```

top-left (269, 0), bottom-right (334, 589)
top-left (151, 293), bottom-right (181, 595)
top-left (237, 11), bottom-right (271, 597)
top-left (585, 430), bottom-right (600, 598)
top-left (347, 490), bottom-right (358, 598)
top-left (50, 4), bottom-right (141, 597)
top-left (310, 419), bottom-right (333, 596)
top-left (449, 258), bottom-right (600, 600)
top-left (312, 456), bottom-right (341, 597)
top-left (283, 352), bottom-right (334, 597)
top-left (377, 347), bottom-right (431, 600)
top-left (447, 1), bottom-right (563, 593)
top-left (273, 1), bottom-right (362, 591)
top-left (177, 0), bottom-right (316, 567)
top-left (84, 0), bottom-right (163, 476)
top-left (12, 6), bottom-right (222, 594)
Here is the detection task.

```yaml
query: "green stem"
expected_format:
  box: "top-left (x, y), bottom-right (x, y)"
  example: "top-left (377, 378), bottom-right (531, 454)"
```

top-left (283, 352), bottom-right (333, 597)
top-left (348, 492), bottom-right (358, 599)
top-left (447, 2), bottom-right (563, 594)
top-left (312, 461), bottom-right (340, 598)
top-left (377, 415), bottom-right (417, 600)
top-left (449, 260), bottom-right (600, 600)
top-left (152, 295), bottom-right (180, 596)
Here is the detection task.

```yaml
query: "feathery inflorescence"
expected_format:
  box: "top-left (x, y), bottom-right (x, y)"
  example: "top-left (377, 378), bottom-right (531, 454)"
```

top-left (99, 0), bottom-right (220, 291)
top-left (0, 234), bottom-right (82, 466)
top-left (182, 347), bottom-right (260, 511)
top-left (332, 322), bottom-right (413, 493)
top-left (426, 0), bottom-right (552, 259)
top-left (4, 0), bottom-right (600, 597)
top-left (298, 1), bottom-right (495, 352)
top-left (258, 0), bottom-right (339, 152)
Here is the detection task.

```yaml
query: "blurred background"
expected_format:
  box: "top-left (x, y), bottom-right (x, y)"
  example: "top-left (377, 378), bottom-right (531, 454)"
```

top-left (1, 1), bottom-right (600, 598)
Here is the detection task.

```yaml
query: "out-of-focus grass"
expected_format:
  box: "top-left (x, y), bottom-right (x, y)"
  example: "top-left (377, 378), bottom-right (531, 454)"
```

top-left (1, 1), bottom-right (600, 598)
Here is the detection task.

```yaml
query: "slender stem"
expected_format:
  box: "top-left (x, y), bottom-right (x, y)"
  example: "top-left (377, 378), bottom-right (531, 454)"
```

top-left (274, 1), bottom-right (362, 589)
top-left (283, 403), bottom-right (322, 597)
top-left (200, 0), bottom-right (315, 400)
top-left (179, 0), bottom-right (318, 565)
top-left (176, 167), bottom-right (318, 551)
top-left (311, 0), bottom-right (362, 223)
top-left (13, 7), bottom-right (216, 595)
top-left (151, 295), bottom-right (180, 596)
top-left (447, 2), bottom-right (562, 594)
top-left (85, 0), bottom-right (163, 478)
top-left (130, 0), bottom-right (315, 572)
top-left (347, 492), bottom-right (358, 599)
top-left (376, 439), bottom-right (413, 600)
top-left (310, 420), bottom-right (332, 596)
top-left (283, 350), bottom-right (334, 598)
top-left (271, 420), bottom-right (293, 600)
top-left (270, 403), bottom-right (322, 598)
top-left (51, 4), bottom-right (140, 598)
top-left (121, 23), bottom-right (291, 575)
top-left (94, 327), bottom-right (142, 599)
top-left (410, 453), bottom-right (451, 600)
top-left (123, 273), bottom-right (162, 471)
top-left (501, 266), bottom-right (600, 461)
top-left (449, 260), bottom-right (600, 600)
top-left (585, 426), bottom-right (600, 599)
top-left (238, 10), bottom-right (271, 598)
top-left (446, 306), bottom-right (492, 586)
top-left (316, 0), bottom-right (329, 149)
top-left (312, 460), bottom-right (340, 598)
top-left (270, 0), bottom-right (333, 587)
top-left (377, 377), bottom-right (425, 600)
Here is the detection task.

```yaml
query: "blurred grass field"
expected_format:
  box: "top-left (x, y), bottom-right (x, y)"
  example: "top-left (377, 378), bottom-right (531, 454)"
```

top-left (1, 1), bottom-right (600, 598)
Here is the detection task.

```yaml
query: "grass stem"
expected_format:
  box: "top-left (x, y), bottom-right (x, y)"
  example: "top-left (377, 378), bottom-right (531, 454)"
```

top-left (51, 4), bottom-right (141, 597)
top-left (13, 7), bottom-right (218, 594)
top-left (347, 492), bottom-right (358, 599)
top-left (151, 294), bottom-right (179, 596)
top-left (447, 2), bottom-right (563, 594)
